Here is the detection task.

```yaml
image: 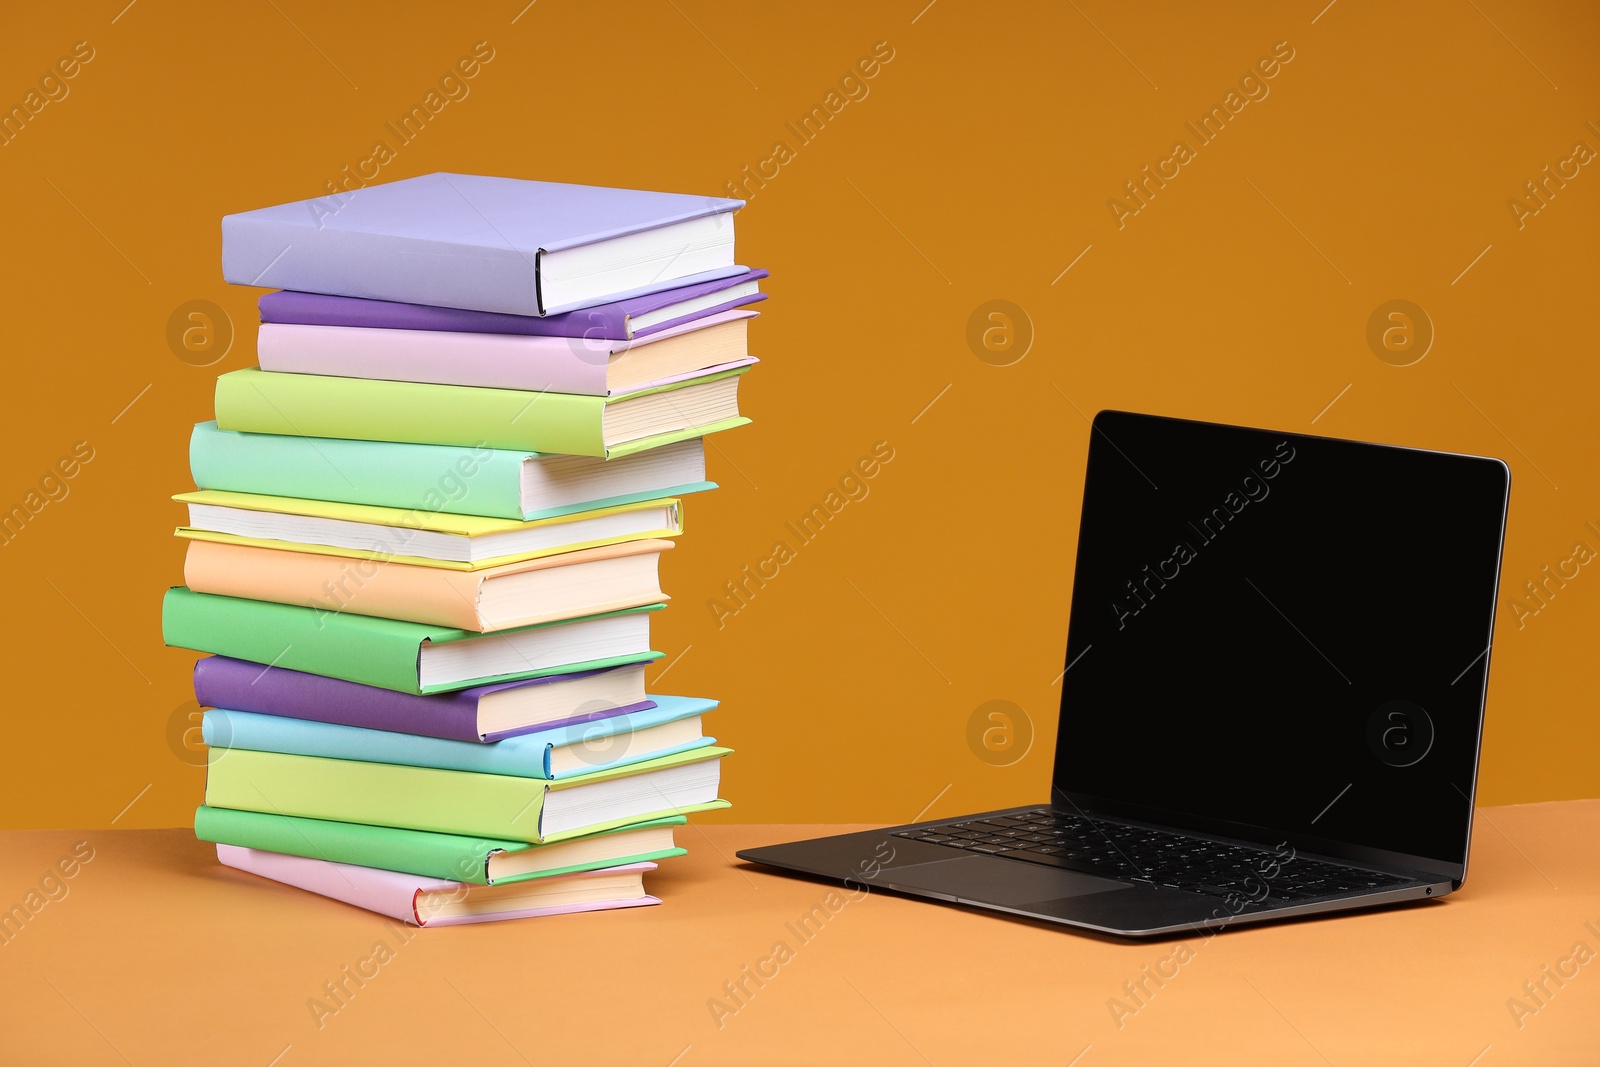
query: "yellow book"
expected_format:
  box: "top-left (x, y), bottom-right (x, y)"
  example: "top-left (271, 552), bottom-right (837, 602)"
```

top-left (173, 489), bottom-right (682, 571)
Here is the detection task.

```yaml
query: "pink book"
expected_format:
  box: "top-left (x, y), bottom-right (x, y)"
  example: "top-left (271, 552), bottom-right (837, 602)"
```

top-left (216, 844), bottom-right (660, 927)
top-left (257, 308), bottom-right (757, 396)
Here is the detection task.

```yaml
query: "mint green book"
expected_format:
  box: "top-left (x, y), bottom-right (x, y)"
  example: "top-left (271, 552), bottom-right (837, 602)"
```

top-left (188, 421), bottom-right (718, 521)
top-left (204, 745), bottom-right (732, 844)
top-left (213, 366), bottom-right (751, 458)
top-left (193, 806), bottom-right (689, 886)
top-left (162, 587), bottom-right (663, 695)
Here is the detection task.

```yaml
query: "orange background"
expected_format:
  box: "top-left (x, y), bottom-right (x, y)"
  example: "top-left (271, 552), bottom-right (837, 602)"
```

top-left (2, 0), bottom-right (1596, 831)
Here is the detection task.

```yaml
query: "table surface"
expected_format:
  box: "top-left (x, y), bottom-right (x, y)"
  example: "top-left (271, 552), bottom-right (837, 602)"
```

top-left (1, 804), bottom-right (1597, 1066)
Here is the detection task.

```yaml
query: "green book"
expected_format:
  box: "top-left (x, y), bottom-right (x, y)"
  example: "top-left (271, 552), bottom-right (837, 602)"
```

top-left (161, 587), bottom-right (663, 695)
top-left (189, 421), bottom-right (718, 522)
top-left (204, 744), bottom-right (731, 845)
top-left (214, 366), bottom-right (751, 458)
top-left (194, 806), bottom-right (689, 886)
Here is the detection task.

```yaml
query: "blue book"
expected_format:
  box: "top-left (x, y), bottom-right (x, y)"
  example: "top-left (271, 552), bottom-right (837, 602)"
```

top-left (222, 172), bottom-right (744, 316)
top-left (202, 696), bottom-right (717, 780)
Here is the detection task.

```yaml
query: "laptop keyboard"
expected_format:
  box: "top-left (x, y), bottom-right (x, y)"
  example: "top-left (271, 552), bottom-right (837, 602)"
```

top-left (893, 808), bottom-right (1418, 905)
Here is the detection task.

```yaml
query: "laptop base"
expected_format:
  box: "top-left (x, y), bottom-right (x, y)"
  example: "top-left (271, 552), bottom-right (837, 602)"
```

top-left (737, 805), bottom-right (1451, 939)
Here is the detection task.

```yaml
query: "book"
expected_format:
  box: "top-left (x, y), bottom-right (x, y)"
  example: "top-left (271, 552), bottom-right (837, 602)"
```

top-left (258, 267), bottom-right (768, 340)
top-left (195, 806), bottom-right (687, 885)
top-left (189, 422), bottom-right (714, 521)
top-left (162, 588), bottom-right (663, 695)
top-left (214, 365), bottom-right (750, 458)
top-left (182, 538), bottom-right (672, 632)
top-left (217, 845), bottom-right (660, 926)
top-left (204, 745), bottom-right (731, 843)
top-left (257, 309), bottom-right (756, 395)
top-left (192, 657), bottom-right (654, 743)
top-left (202, 695), bottom-right (715, 780)
top-left (175, 490), bottom-right (683, 570)
top-left (222, 172), bottom-right (743, 316)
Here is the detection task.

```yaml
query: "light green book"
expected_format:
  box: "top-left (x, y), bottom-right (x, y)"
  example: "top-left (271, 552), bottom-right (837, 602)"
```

top-left (205, 744), bottom-right (731, 844)
top-left (214, 366), bottom-right (751, 458)
top-left (189, 421), bottom-right (718, 521)
top-left (193, 806), bottom-right (689, 886)
top-left (161, 587), bottom-right (663, 695)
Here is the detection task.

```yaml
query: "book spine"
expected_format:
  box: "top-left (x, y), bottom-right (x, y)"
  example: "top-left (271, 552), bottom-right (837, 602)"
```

top-left (259, 290), bottom-right (637, 339)
top-left (183, 540), bottom-right (483, 631)
top-left (203, 709), bottom-right (557, 780)
top-left (214, 369), bottom-right (606, 456)
top-left (221, 211), bottom-right (544, 316)
top-left (192, 657), bottom-right (486, 743)
top-left (189, 421), bottom-right (529, 520)
top-left (256, 324), bottom-right (611, 395)
top-left (205, 748), bottom-right (551, 843)
top-left (215, 843), bottom-right (429, 924)
top-left (196, 805), bottom-right (495, 885)
top-left (163, 588), bottom-right (427, 694)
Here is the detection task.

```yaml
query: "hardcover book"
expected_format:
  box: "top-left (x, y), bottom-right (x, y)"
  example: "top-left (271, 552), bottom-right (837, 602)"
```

top-left (204, 745), bottom-right (731, 843)
top-left (257, 267), bottom-right (768, 340)
top-left (191, 656), bottom-right (654, 743)
top-left (196, 806), bottom-right (688, 885)
top-left (213, 365), bottom-right (751, 458)
top-left (218, 845), bottom-right (661, 926)
top-left (188, 422), bottom-right (715, 521)
top-left (162, 588), bottom-right (663, 695)
top-left (174, 489), bottom-right (683, 570)
top-left (222, 172), bottom-right (743, 316)
top-left (202, 695), bottom-right (715, 780)
top-left (257, 309), bottom-right (755, 395)
top-left (181, 537), bottom-right (673, 632)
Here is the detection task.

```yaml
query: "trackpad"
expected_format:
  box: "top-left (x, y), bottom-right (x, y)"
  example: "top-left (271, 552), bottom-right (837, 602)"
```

top-left (883, 856), bottom-right (1128, 906)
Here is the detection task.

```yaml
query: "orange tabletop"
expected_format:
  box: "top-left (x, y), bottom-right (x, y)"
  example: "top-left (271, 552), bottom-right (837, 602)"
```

top-left (2, 804), bottom-right (1597, 1066)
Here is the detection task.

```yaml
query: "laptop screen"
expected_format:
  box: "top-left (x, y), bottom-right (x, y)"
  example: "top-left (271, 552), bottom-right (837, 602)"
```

top-left (1053, 411), bottom-right (1509, 867)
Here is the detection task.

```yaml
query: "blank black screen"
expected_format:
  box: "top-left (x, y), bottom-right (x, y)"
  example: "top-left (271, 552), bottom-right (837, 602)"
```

top-left (1053, 411), bottom-right (1509, 866)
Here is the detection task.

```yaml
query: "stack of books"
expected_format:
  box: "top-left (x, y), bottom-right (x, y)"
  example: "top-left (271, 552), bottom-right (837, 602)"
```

top-left (161, 173), bottom-right (762, 927)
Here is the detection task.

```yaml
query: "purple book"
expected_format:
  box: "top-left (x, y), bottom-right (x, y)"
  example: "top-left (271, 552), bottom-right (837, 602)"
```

top-left (259, 268), bottom-right (768, 341)
top-left (192, 656), bottom-right (654, 743)
top-left (223, 172), bottom-right (744, 315)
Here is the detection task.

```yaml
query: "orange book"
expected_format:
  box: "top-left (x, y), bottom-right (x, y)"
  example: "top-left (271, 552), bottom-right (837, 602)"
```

top-left (183, 538), bottom-right (671, 633)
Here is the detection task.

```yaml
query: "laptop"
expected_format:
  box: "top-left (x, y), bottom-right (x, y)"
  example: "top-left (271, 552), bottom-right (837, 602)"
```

top-left (738, 410), bottom-right (1511, 937)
